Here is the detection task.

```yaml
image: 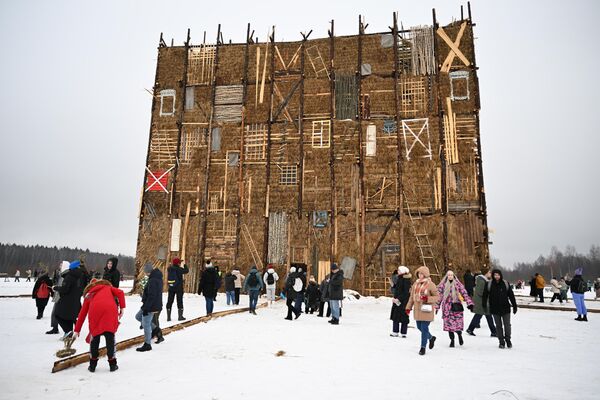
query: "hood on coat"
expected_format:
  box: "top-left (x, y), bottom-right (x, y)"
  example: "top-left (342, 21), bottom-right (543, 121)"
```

top-left (402, 273), bottom-right (412, 279)
top-left (249, 266), bottom-right (258, 274)
top-left (106, 257), bottom-right (119, 270)
top-left (574, 267), bottom-right (583, 276)
top-left (491, 269), bottom-right (504, 282)
top-left (83, 279), bottom-right (113, 296)
top-left (232, 269), bottom-right (240, 275)
top-left (149, 268), bottom-right (163, 280)
top-left (415, 266), bottom-right (431, 279)
top-left (267, 268), bottom-right (275, 274)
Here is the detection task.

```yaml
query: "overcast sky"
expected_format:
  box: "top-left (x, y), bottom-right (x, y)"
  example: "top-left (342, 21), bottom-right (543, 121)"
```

top-left (0, 0), bottom-right (598, 267)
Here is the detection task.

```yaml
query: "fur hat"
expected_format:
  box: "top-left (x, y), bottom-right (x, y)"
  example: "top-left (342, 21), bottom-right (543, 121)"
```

top-left (398, 265), bottom-right (409, 275)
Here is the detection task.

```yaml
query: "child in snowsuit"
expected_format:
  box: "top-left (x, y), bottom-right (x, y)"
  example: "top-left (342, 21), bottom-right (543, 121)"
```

top-left (73, 279), bottom-right (126, 372)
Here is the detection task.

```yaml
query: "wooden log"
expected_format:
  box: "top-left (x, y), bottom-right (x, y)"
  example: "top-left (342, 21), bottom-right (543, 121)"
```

top-left (51, 302), bottom-right (269, 373)
top-left (328, 20), bottom-right (336, 264)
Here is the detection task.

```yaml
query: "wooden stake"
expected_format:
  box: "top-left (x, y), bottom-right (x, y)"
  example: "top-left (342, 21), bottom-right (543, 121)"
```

top-left (255, 47), bottom-right (260, 107)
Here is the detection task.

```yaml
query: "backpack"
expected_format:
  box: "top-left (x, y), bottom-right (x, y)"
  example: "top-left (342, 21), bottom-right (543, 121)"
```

top-left (247, 272), bottom-right (259, 287)
top-left (37, 282), bottom-right (49, 298)
top-left (266, 273), bottom-right (275, 285)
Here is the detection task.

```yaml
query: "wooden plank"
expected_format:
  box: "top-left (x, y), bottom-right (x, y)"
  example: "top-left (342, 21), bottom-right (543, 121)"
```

top-left (436, 25), bottom-right (470, 68)
top-left (51, 302), bottom-right (269, 373)
top-left (440, 22), bottom-right (467, 72)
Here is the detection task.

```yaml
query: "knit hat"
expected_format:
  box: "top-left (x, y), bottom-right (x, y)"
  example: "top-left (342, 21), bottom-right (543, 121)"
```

top-left (289, 267), bottom-right (297, 273)
top-left (69, 260), bottom-right (81, 270)
top-left (575, 267), bottom-right (583, 276)
top-left (398, 265), bottom-right (409, 275)
top-left (330, 263), bottom-right (338, 271)
top-left (173, 258), bottom-right (181, 266)
top-left (144, 263), bottom-right (154, 274)
top-left (60, 261), bottom-right (70, 273)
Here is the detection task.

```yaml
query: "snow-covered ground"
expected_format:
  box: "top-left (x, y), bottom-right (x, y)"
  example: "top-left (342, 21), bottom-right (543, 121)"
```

top-left (0, 286), bottom-right (599, 400)
top-left (0, 280), bottom-right (135, 296)
top-left (514, 286), bottom-right (598, 300)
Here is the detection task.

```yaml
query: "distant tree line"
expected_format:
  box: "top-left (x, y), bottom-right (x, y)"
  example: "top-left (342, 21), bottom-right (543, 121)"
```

top-left (0, 242), bottom-right (135, 276)
top-left (498, 245), bottom-right (600, 282)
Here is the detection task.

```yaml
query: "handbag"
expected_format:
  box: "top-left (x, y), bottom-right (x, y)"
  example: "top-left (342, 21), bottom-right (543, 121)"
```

top-left (450, 302), bottom-right (464, 312)
top-left (420, 304), bottom-right (433, 313)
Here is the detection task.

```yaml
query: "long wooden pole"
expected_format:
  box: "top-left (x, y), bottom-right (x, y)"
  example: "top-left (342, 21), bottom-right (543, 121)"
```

top-left (357, 16), bottom-right (366, 294)
top-left (298, 34), bottom-right (306, 219)
top-left (328, 20), bottom-right (336, 264)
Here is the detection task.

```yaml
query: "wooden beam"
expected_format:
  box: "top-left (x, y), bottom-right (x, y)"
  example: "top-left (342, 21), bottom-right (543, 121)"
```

top-left (437, 24), bottom-right (470, 69)
top-left (365, 211), bottom-right (399, 268)
top-left (328, 19), bottom-right (336, 264)
top-left (298, 35), bottom-right (306, 219)
top-left (357, 16), bottom-right (366, 294)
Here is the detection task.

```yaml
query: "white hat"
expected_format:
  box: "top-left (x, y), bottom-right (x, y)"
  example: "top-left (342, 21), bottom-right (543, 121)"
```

top-left (398, 266), bottom-right (409, 275)
top-left (290, 267), bottom-right (297, 273)
top-left (60, 261), bottom-right (70, 274)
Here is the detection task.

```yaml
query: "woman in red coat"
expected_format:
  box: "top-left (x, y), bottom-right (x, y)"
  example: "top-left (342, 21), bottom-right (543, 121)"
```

top-left (73, 279), bottom-right (126, 372)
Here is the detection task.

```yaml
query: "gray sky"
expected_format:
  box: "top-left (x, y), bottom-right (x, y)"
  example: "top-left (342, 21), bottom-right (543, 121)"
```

top-left (0, 0), bottom-right (598, 267)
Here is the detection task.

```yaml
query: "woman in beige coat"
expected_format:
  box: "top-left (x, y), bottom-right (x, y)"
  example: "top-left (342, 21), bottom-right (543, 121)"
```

top-left (406, 266), bottom-right (440, 355)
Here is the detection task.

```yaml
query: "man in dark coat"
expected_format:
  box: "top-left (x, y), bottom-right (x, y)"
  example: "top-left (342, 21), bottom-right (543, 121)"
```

top-left (390, 266), bottom-right (411, 337)
top-left (102, 257), bottom-right (121, 288)
top-left (198, 263), bottom-right (220, 316)
top-left (53, 261), bottom-right (84, 335)
top-left (224, 271), bottom-right (236, 305)
top-left (136, 265), bottom-right (163, 352)
top-left (328, 263), bottom-right (344, 325)
top-left (317, 274), bottom-right (330, 317)
top-left (482, 269), bottom-right (517, 349)
top-left (284, 267), bottom-right (298, 320)
top-left (463, 270), bottom-right (475, 297)
top-left (167, 258), bottom-right (189, 321)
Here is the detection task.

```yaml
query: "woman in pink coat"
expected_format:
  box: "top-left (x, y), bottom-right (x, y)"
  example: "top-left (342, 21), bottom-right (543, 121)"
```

top-left (437, 270), bottom-right (474, 347)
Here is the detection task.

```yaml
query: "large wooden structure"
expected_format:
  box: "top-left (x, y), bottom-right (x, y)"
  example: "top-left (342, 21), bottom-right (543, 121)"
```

top-left (134, 4), bottom-right (490, 296)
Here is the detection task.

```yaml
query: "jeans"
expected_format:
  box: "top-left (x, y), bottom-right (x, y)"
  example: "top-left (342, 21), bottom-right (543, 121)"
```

top-left (573, 293), bottom-right (587, 315)
top-left (205, 296), bottom-right (214, 314)
top-left (90, 332), bottom-right (116, 360)
top-left (329, 300), bottom-right (341, 320)
top-left (226, 291), bottom-right (235, 305)
top-left (294, 293), bottom-right (305, 315)
top-left (135, 309), bottom-right (155, 344)
top-left (492, 313), bottom-right (511, 342)
top-left (266, 287), bottom-right (276, 302)
top-left (249, 290), bottom-right (259, 311)
top-left (467, 313), bottom-right (497, 335)
top-left (416, 321), bottom-right (432, 348)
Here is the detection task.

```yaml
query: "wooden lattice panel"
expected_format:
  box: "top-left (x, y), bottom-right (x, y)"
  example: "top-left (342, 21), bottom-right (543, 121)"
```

top-left (398, 76), bottom-right (427, 118)
top-left (245, 124), bottom-right (267, 160)
top-left (187, 45), bottom-right (216, 85)
top-left (149, 129), bottom-right (178, 167)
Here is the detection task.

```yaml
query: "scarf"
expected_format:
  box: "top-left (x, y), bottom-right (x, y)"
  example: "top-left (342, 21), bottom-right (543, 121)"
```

top-left (441, 277), bottom-right (458, 303)
top-left (412, 277), bottom-right (431, 301)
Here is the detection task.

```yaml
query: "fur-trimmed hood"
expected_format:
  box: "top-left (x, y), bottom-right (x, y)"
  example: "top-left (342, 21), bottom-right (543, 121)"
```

top-left (83, 279), bottom-right (113, 296)
top-left (415, 266), bottom-right (431, 279)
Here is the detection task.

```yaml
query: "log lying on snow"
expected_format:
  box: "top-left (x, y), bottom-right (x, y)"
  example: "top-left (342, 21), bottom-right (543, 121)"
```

top-left (517, 304), bottom-right (599, 313)
top-left (52, 302), bottom-right (268, 373)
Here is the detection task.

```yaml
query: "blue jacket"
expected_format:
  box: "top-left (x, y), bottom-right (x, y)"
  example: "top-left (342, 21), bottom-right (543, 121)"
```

top-left (142, 268), bottom-right (163, 312)
top-left (243, 268), bottom-right (263, 291)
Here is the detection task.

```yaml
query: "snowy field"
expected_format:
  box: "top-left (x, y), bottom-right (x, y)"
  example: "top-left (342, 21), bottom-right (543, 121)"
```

top-left (0, 285), bottom-right (599, 400)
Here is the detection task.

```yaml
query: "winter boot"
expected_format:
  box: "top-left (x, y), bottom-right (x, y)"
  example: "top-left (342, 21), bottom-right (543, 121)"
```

top-left (582, 315), bottom-right (588, 321)
top-left (449, 332), bottom-right (455, 348)
top-left (88, 358), bottom-right (98, 373)
top-left (46, 328), bottom-right (59, 334)
top-left (178, 308), bottom-right (186, 321)
top-left (166, 308), bottom-right (172, 322)
top-left (155, 328), bottom-right (164, 344)
top-left (575, 315), bottom-right (583, 321)
top-left (419, 347), bottom-right (426, 355)
top-left (499, 340), bottom-right (506, 349)
top-left (330, 318), bottom-right (339, 325)
top-left (428, 336), bottom-right (436, 350)
top-left (506, 339), bottom-right (512, 349)
top-left (457, 331), bottom-right (464, 346)
top-left (390, 332), bottom-right (399, 337)
top-left (108, 358), bottom-right (118, 372)
top-left (136, 343), bottom-right (152, 352)
top-left (466, 329), bottom-right (475, 336)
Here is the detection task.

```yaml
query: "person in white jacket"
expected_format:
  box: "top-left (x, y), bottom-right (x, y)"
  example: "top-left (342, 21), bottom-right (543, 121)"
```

top-left (263, 266), bottom-right (279, 305)
top-left (232, 269), bottom-right (245, 305)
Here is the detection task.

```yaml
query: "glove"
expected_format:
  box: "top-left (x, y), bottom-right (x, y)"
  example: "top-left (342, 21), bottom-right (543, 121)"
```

top-left (467, 304), bottom-right (474, 312)
top-left (513, 306), bottom-right (517, 315)
top-left (405, 309), bottom-right (411, 315)
top-left (142, 310), bottom-right (149, 316)
top-left (420, 295), bottom-right (428, 303)
top-left (72, 332), bottom-right (79, 341)
top-left (119, 309), bottom-right (124, 320)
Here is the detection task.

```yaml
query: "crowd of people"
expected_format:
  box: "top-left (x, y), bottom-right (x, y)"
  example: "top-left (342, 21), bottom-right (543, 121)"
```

top-left (13, 255), bottom-right (595, 370)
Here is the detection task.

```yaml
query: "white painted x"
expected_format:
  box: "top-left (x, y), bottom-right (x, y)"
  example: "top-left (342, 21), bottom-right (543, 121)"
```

top-left (402, 119), bottom-right (432, 161)
top-left (145, 166), bottom-right (175, 193)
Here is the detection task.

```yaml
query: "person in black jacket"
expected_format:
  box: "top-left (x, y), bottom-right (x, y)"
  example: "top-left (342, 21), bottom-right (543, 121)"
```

top-left (284, 267), bottom-right (298, 320)
top-left (198, 263), bottom-right (220, 316)
top-left (305, 276), bottom-right (321, 314)
top-left (328, 263), bottom-right (344, 325)
top-left (566, 268), bottom-right (588, 321)
top-left (224, 271), bottom-right (236, 305)
top-left (102, 257), bottom-right (121, 288)
top-left (463, 269), bottom-right (475, 297)
top-left (136, 265), bottom-right (163, 352)
top-left (390, 266), bottom-right (411, 337)
top-left (482, 269), bottom-right (517, 349)
top-left (317, 274), bottom-right (330, 318)
top-left (166, 258), bottom-right (189, 321)
top-left (53, 261), bottom-right (84, 336)
top-left (32, 271), bottom-right (54, 319)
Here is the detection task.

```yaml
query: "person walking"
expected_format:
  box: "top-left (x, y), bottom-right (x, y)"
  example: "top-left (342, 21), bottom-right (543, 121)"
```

top-left (567, 268), bottom-right (588, 322)
top-left (53, 261), bottom-right (84, 336)
top-left (463, 269), bottom-right (475, 297)
top-left (263, 265), bottom-right (279, 306)
top-left (284, 267), bottom-right (299, 320)
top-left (243, 265), bottom-right (263, 315)
top-left (198, 262), bottom-right (220, 316)
top-left (166, 258), bottom-right (189, 321)
top-left (232, 269), bottom-right (245, 305)
top-left (305, 275), bottom-right (321, 314)
top-left (46, 261), bottom-right (69, 334)
top-left (328, 263), bottom-right (344, 325)
top-left (535, 273), bottom-right (546, 303)
top-left (32, 270), bottom-right (53, 319)
top-left (482, 269), bottom-right (518, 349)
top-left (406, 266), bottom-right (439, 355)
top-left (528, 275), bottom-right (536, 298)
top-left (550, 277), bottom-right (563, 304)
top-left (136, 264), bottom-right (163, 352)
top-left (594, 278), bottom-right (600, 300)
top-left (26, 269), bottom-right (32, 282)
top-left (437, 270), bottom-right (474, 347)
top-left (317, 274), bottom-right (330, 318)
top-left (102, 257), bottom-right (121, 288)
top-left (224, 271), bottom-right (236, 306)
top-left (559, 277), bottom-right (569, 303)
top-left (73, 278), bottom-right (126, 372)
top-left (14, 269), bottom-right (20, 282)
top-left (293, 267), bottom-right (307, 317)
top-left (466, 270), bottom-right (497, 337)
top-left (390, 266), bottom-right (411, 338)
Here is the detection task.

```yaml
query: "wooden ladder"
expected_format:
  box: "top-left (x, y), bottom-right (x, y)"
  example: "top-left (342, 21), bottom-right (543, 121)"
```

top-left (241, 223), bottom-right (264, 269)
top-left (306, 46), bottom-right (330, 79)
top-left (404, 193), bottom-right (440, 277)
